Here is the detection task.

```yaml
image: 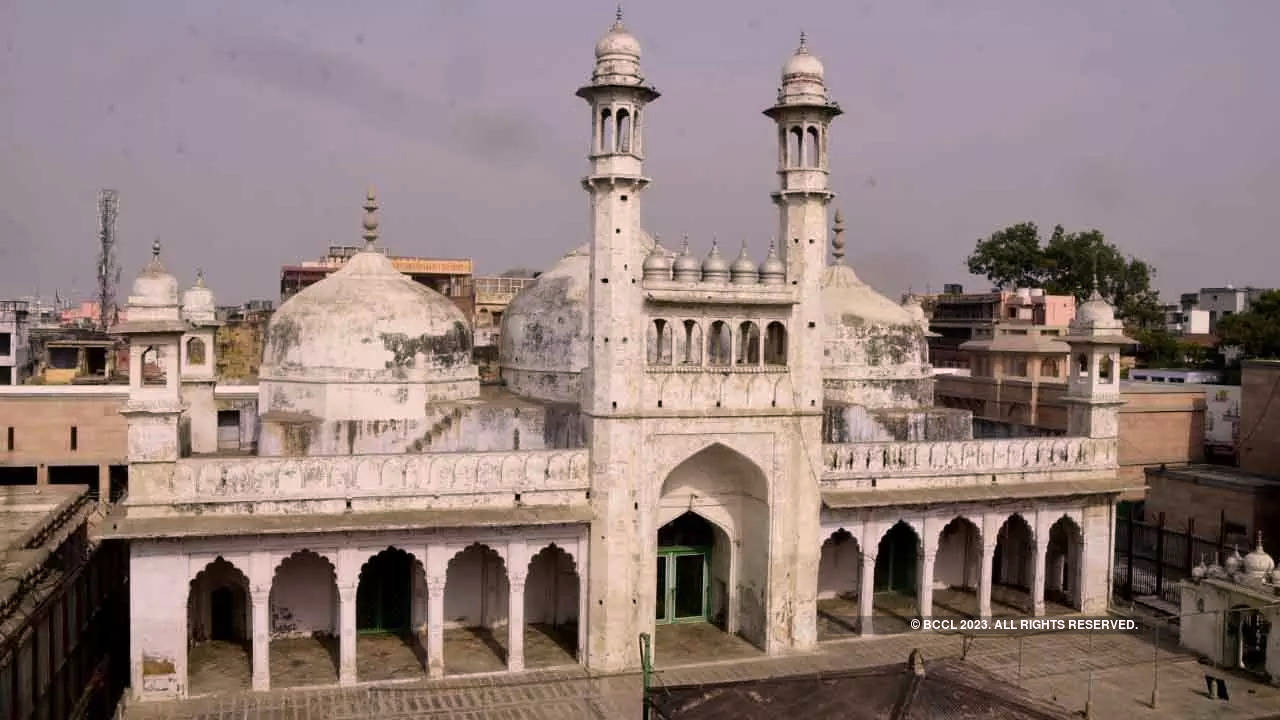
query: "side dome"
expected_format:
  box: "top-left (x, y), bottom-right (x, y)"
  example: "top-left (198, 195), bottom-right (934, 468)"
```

top-left (500, 233), bottom-right (657, 403)
top-left (821, 214), bottom-right (932, 409)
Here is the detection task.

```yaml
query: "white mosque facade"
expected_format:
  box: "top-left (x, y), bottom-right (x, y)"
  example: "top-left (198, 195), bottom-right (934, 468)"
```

top-left (106, 16), bottom-right (1134, 700)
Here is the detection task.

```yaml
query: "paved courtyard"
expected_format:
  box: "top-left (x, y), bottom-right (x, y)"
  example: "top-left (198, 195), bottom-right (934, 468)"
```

top-left (128, 620), bottom-right (1280, 720)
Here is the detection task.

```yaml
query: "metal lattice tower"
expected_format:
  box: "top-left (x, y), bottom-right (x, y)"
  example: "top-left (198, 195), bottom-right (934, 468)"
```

top-left (97, 189), bottom-right (121, 330)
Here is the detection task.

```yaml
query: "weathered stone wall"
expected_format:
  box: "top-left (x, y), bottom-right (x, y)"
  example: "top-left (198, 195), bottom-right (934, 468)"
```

top-left (127, 448), bottom-right (590, 516)
top-left (822, 436), bottom-right (1116, 484)
top-left (823, 404), bottom-right (972, 443)
top-left (0, 387), bottom-right (128, 466)
top-left (215, 318), bottom-right (267, 382)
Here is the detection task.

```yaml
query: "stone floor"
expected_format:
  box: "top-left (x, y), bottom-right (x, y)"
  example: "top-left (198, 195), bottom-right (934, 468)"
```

top-left (652, 622), bottom-right (763, 668)
top-left (135, 619), bottom-right (1280, 719)
top-left (188, 641), bottom-right (250, 696)
top-left (818, 585), bottom-right (1078, 639)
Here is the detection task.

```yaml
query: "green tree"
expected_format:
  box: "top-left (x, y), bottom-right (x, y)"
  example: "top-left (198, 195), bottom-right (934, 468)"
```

top-left (1217, 290), bottom-right (1280, 359)
top-left (966, 222), bottom-right (1046, 290)
top-left (965, 222), bottom-right (1162, 328)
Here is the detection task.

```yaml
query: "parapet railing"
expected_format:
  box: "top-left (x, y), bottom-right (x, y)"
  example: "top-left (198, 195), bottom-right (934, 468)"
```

top-left (166, 448), bottom-right (591, 501)
top-left (821, 436), bottom-right (1116, 480)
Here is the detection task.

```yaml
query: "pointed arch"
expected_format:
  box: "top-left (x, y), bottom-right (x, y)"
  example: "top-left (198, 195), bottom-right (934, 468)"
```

top-left (524, 543), bottom-right (581, 665)
top-left (616, 107), bottom-right (632, 153)
top-left (736, 321), bottom-right (761, 365)
top-left (805, 126), bottom-right (820, 167)
top-left (600, 107), bottom-right (614, 154)
top-left (1046, 515), bottom-right (1084, 610)
top-left (788, 126), bottom-right (803, 167)
top-left (764, 322), bottom-right (787, 365)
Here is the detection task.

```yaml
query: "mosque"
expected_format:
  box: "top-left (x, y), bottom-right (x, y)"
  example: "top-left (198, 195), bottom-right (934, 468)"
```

top-left (105, 13), bottom-right (1134, 700)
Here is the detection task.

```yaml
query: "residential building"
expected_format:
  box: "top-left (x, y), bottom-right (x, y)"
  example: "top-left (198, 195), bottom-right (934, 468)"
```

top-left (0, 299), bottom-right (30, 385)
top-left (1198, 285), bottom-right (1272, 332)
top-left (915, 287), bottom-right (1075, 368)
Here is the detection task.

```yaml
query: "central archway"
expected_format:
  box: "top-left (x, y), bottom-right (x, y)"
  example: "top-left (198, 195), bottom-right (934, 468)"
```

top-left (656, 442), bottom-right (769, 663)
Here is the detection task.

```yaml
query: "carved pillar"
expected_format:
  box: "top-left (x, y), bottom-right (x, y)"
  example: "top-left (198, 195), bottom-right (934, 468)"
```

top-left (859, 552), bottom-right (876, 637)
top-left (979, 543), bottom-right (996, 619)
top-left (1032, 535), bottom-right (1047, 617)
top-left (250, 589), bottom-right (270, 691)
top-left (507, 571), bottom-right (527, 672)
top-left (918, 550), bottom-right (937, 620)
top-left (338, 584), bottom-right (357, 685)
top-left (427, 575), bottom-right (446, 678)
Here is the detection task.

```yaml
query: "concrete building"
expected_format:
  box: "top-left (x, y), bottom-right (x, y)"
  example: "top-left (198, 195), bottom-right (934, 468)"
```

top-left (473, 276), bottom-right (537, 348)
top-left (23, 327), bottom-right (120, 384)
top-left (1179, 538), bottom-right (1279, 682)
top-left (1197, 285), bottom-right (1272, 332)
top-left (1162, 304), bottom-right (1210, 335)
top-left (916, 287), bottom-right (1075, 369)
top-left (102, 21), bottom-right (1132, 703)
top-left (0, 299), bottom-right (30, 385)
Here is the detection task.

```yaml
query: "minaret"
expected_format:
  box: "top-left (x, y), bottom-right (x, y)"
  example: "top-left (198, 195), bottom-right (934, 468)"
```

top-left (578, 9), bottom-right (660, 673)
top-left (577, 8), bottom-right (659, 415)
top-left (111, 240), bottom-right (188, 493)
top-left (180, 269), bottom-right (223, 454)
top-left (765, 33), bottom-right (841, 410)
top-left (1062, 284), bottom-right (1132, 438)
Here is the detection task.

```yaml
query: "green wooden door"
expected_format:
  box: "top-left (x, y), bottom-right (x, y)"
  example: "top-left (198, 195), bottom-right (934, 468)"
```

top-left (656, 547), bottom-right (709, 624)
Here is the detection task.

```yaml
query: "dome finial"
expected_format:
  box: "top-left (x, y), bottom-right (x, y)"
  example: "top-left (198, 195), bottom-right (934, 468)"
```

top-left (832, 209), bottom-right (846, 264)
top-left (195, 268), bottom-right (205, 287)
top-left (362, 186), bottom-right (379, 249)
top-left (799, 30), bottom-right (808, 53)
top-left (613, 4), bottom-right (625, 30)
top-left (151, 237), bottom-right (161, 259)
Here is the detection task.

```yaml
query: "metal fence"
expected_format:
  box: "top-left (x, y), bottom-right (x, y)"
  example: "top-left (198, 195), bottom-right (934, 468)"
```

top-left (1114, 511), bottom-right (1231, 607)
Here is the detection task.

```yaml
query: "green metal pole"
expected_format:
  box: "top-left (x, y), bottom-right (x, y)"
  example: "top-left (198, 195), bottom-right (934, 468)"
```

top-left (640, 632), bottom-right (653, 720)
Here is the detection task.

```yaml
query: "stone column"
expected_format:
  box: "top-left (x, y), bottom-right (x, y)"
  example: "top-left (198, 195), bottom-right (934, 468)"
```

top-left (98, 464), bottom-right (111, 505)
top-left (250, 589), bottom-right (270, 691)
top-left (338, 584), bottom-right (357, 685)
top-left (507, 570), bottom-right (527, 672)
top-left (1032, 537), bottom-right (1047, 617)
top-left (918, 550), bottom-right (937, 620)
top-left (427, 576), bottom-right (446, 678)
top-left (979, 543), bottom-right (996, 619)
top-left (859, 552), bottom-right (876, 637)
top-left (36, 463), bottom-right (48, 486)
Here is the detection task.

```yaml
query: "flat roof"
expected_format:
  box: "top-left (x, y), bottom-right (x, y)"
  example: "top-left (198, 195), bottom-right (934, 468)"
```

top-left (99, 504), bottom-right (592, 540)
top-left (822, 478), bottom-right (1141, 509)
top-left (1147, 464), bottom-right (1280, 490)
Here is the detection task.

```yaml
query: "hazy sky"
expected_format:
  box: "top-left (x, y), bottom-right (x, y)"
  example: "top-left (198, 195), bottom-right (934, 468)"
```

top-left (2, 1), bottom-right (1278, 305)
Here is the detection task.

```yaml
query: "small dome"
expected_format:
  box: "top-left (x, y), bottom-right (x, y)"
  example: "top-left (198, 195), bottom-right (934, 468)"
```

top-left (181, 271), bottom-right (217, 324)
top-left (730, 243), bottom-right (758, 284)
top-left (1243, 533), bottom-right (1275, 577)
top-left (672, 238), bottom-right (702, 282)
top-left (783, 41), bottom-right (825, 80)
top-left (642, 238), bottom-right (672, 280)
top-left (131, 239), bottom-right (179, 307)
top-left (760, 241), bottom-right (786, 285)
top-left (1191, 559), bottom-right (1207, 580)
top-left (701, 241), bottom-right (730, 282)
top-left (595, 23), bottom-right (641, 60)
top-left (1076, 290), bottom-right (1117, 326)
top-left (1225, 545), bottom-right (1244, 574)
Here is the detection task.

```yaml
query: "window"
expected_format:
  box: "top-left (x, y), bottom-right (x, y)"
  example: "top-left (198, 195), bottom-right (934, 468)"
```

top-left (764, 322), bottom-right (788, 365)
top-left (1040, 358), bottom-right (1059, 378)
top-left (679, 320), bottom-right (703, 365)
top-left (6, 427), bottom-right (12, 451)
top-left (1008, 357), bottom-right (1028, 377)
top-left (1099, 355), bottom-right (1114, 384)
top-left (70, 426), bottom-right (77, 451)
top-left (736, 321), bottom-right (761, 365)
top-left (1076, 353), bottom-right (1089, 377)
top-left (648, 319), bottom-right (673, 365)
top-left (186, 337), bottom-right (206, 366)
top-left (141, 346), bottom-right (166, 387)
top-left (707, 321), bottom-right (732, 367)
top-left (0, 332), bottom-right (9, 355)
top-left (0, 367), bottom-right (9, 384)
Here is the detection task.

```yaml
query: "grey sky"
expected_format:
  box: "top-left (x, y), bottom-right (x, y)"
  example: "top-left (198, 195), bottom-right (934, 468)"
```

top-left (2, 0), bottom-right (1277, 305)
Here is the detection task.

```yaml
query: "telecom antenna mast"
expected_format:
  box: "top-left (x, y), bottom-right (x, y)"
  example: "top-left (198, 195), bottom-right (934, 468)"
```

top-left (97, 189), bottom-right (121, 330)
